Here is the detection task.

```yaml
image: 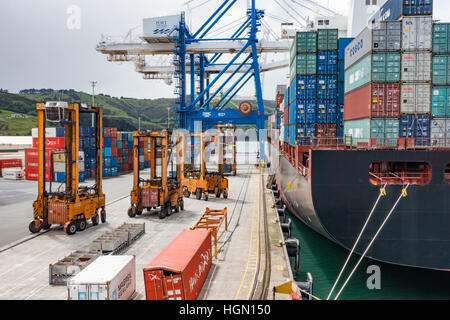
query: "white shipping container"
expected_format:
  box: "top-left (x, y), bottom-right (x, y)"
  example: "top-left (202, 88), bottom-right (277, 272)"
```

top-left (402, 17), bottom-right (432, 51)
top-left (280, 125), bottom-right (285, 143)
top-left (345, 27), bottom-right (372, 70)
top-left (2, 168), bottom-right (24, 180)
top-left (400, 84), bottom-right (431, 114)
top-left (68, 255), bottom-right (136, 300)
top-left (401, 52), bottom-right (432, 82)
top-left (31, 128), bottom-right (57, 138)
top-left (142, 15), bottom-right (180, 42)
top-left (431, 119), bottom-right (450, 147)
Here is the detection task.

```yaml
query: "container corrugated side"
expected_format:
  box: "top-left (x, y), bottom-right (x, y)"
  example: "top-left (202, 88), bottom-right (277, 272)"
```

top-left (400, 84), bottom-right (431, 114)
top-left (433, 23), bottom-right (450, 54)
top-left (290, 31), bottom-right (317, 62)
top-left (68, 256), bottom-right (136, 300)
top-left (143, 230), bottom-right (212, 301)
top-left (431, 118), bottom-right (450, 147)
top-left (372, 52), bottom-right (401, 83)
top-left (344, 83), bottom-right (401, 121)
top-left (401, 52), bottom-right (432, 82)
top-left (432, 86), bottom-right (450, 117)
top-left (372, 21), bottom-right (402, 51)
top-left (345, 54), bottom-right (372, 94)
top-left (432, 56), bottom-right (450, 85)
top-left (402, 16), bottom-right (432, 51)
top-left (400, 114), bottom-right (431, 146)
top-left (317, 29), bottom-right (338, 51)
top-left (344, 118), bottom-right (371, 145)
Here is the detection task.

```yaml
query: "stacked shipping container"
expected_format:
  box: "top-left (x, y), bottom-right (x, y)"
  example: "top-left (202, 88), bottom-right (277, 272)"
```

top-left (400, 16), bottom-right (433, 146)
top-left (344, 0), bottom-right (434, 148)
top-left (24, 127), bottom-right (138, 181)
top-left (344, 21), bottom-right (403, 147)
top-left (431, 22), bottom-right (450, 147)
top-left (287, 29), bottom-right (341, 146)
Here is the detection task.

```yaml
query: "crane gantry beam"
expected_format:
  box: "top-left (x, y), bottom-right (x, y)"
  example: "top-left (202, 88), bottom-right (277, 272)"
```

top-left (96, 39), bottom-right (290, 56)
top-left (134, 59), bottom-right (290, 75)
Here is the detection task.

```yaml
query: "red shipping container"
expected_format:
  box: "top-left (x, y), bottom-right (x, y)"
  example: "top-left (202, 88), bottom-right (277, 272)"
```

top-left (139, 140), bottom-right (145, 148)
top-left (111, 137), bottom-right (117, 147)
top-left (25, 148), bottom-right (64, 160)
top-left (0, 159), bottom-right (22, 169)
top-left (25, 169), bottom-right (52, 181)
top-left (117, 148), bottom-right (123, 158)
top-left (316, 124), bottom-right (337, 137)
top-left (25, 159), bottom-right (51, 170)
top-left (104, 127), bottom-right (111, 138)
top-left (90, 168), bottom-right (96, 178)
top-left (143, 230), bottom-right (212, 300)
top-left (111, 147), bottom-right (118, 157)
top-left (117, 156), bottom-right (122, 164)
top-left (123, 163), bottom-right (129, 172)
top-left (344, 83), bottom-right (400, 121)
top-left (344, 84), bottom-right (371, 121)
top-left (32, 137), bottom-right (65, 149)
top-left (110, 127), bottom-right (117, 137)
top-left (128, 153), bottom-right (133, 163)
top-left (371, 83), bottom-right (400, 118)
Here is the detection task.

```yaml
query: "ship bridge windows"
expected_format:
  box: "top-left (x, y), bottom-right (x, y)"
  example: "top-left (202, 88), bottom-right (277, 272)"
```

top-left (446, 164), bottom-right (450, 184)
top-left (369, 162), bottom-right (432, 186)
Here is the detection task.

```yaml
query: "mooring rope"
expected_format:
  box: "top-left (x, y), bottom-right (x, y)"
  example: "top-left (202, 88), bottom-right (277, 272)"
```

top-left (326, 183), bottom-right (388, 300)
top-left (333, 184), bottom-right (410, 300)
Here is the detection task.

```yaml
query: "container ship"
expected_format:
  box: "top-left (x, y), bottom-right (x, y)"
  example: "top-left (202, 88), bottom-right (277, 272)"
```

top-left (268, 0), bottom-right (450, 271)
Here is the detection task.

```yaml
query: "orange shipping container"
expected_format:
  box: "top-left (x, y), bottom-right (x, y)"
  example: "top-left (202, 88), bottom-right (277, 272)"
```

top-left (143, 229), bottom-right (212, 300)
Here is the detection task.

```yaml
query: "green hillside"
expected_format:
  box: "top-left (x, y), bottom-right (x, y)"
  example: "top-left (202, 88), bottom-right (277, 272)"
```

top-left (0, 89), bottom-right (275, 136)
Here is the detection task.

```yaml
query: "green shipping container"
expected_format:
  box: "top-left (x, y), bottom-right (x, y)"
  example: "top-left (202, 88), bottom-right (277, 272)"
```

top-left (290, 54), bottom-right (317, 82)
top-left (345, 55), bottom-right (372, 94)
top-left (433, 56), bottom-right (450, 85)
top-left (371, 52), bottom-right (401, 83)
top-left (344, 118), bottom-right (399, 147)
top-left (433, 23), bottom-right (450, 54)
top-left (290, 32), bottom-right (317, 63)
top-left (345, 53), bottom-right (401, 94)
top-left (318, 29), bottom-right (338, 51)
top-left (344, 119), bottom-right (370, 146)
top-left (432, 86), bottom-right (450, 117)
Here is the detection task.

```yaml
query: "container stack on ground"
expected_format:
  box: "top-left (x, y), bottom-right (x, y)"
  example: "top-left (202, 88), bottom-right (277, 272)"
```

top-left (24, 127), bottom-right (138, 181)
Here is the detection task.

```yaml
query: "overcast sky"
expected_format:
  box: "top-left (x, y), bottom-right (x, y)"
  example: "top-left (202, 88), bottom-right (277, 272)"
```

top-left (0, 0), bottom-right (449, 101)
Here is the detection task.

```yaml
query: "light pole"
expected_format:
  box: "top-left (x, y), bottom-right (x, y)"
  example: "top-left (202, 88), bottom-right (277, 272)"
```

top-left (90, 81), bottom-right (97, 127)
top-left (167, 107), bottom-right (170, 129)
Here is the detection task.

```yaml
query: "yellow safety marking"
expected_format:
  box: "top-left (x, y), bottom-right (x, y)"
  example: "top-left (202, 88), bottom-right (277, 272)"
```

top-left (380, 187), bottom-right (386, 196)
top-left (245, 176), bottom-right (261, 300)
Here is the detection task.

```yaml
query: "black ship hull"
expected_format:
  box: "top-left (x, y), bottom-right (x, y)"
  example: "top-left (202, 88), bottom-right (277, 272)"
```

top-left (272, 147), bottom-right (450, 270)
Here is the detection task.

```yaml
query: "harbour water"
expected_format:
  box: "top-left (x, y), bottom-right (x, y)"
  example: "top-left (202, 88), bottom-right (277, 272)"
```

top-left (287, 211), bottom-right (450, 300)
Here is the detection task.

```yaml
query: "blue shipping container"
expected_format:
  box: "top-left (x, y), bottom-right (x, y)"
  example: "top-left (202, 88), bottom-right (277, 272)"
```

top-left (317, 76), bottom-right (338, 100)
top-left (338, 38), bottom-right (354, 60)
top-left (316, 102), bottom-right (327, 124)
top-left (371, 0), bottom-right (433, 23)
top-left (400, 114), bottom-right (431, 146)
top-left (295, 100), bottom-right (317, 124)
top-left (104, 137), bottom-right (111, 148)
top-left (103, 147), bottom-right (112, 157)
top-left (291, 76), bottom-right (317, 102)
top-left (325, 101), bottom-right (338, 124)
top-left (296, 125), bottom-right (316, 146)
top-left (317, 51), bottom-right (338, 75)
